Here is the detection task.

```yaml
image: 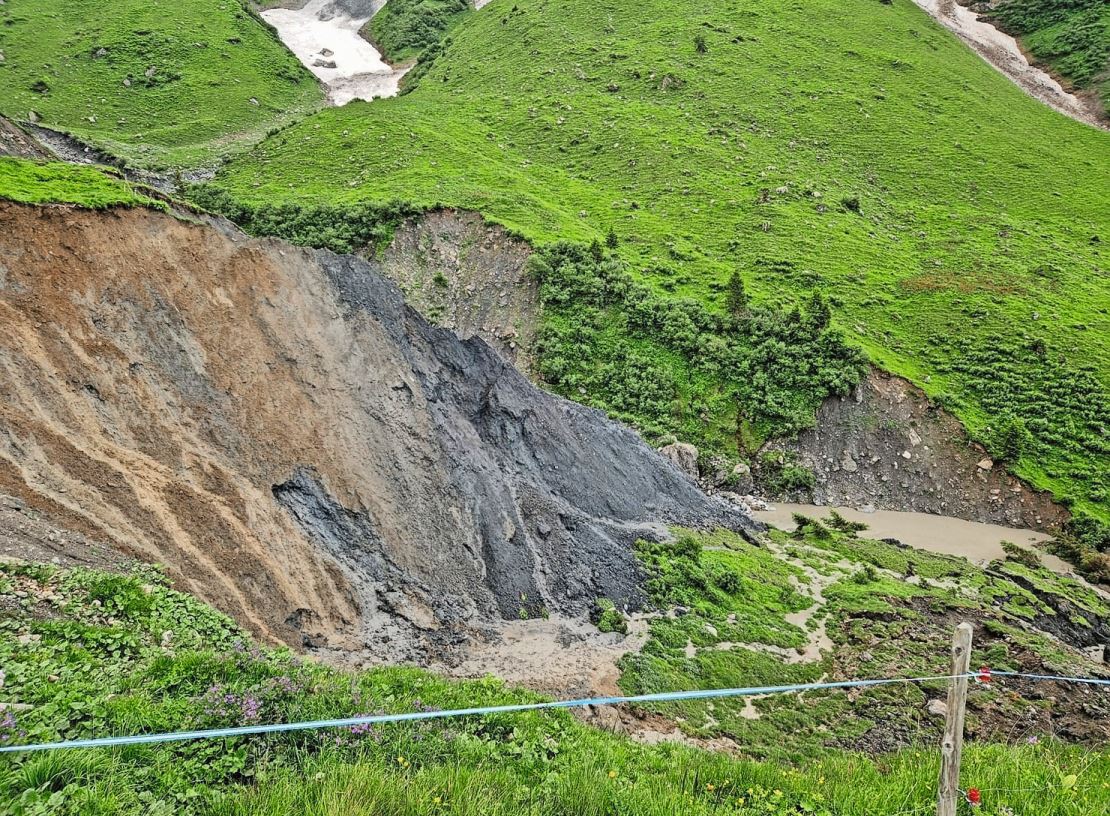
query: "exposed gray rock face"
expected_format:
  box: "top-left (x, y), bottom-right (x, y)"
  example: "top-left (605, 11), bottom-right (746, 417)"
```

top-left (0, 202), bottom-right (758, 665)
top-left (763, 369), bottom-right (1066, 530)
top-left (375, 209), bottom-right (538, 374)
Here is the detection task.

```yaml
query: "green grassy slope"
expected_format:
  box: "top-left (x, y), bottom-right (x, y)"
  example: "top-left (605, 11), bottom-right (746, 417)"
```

top-left (368, 0), bottom-right (472, 63)
top-left (204, 0), bottom-right (1110, 520)
top-left (0, 158), bottom-right (162, 209)
top-left (0, 0), bottom-right (323, 169)
top-left (981, 0), bottom-right (1110, 115)
top-left (2, 556), bottom-right (1107, 815)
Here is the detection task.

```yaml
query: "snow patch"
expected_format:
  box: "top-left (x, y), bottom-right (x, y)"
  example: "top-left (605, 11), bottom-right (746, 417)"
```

top-left (911, 0), bottom-right (1105, 129)
top-left (262, 0), bottom-right (408, 105)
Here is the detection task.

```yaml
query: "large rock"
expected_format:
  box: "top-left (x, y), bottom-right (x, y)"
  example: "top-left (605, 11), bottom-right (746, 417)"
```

top-left (659, 442), bottom-right (700, 479)
top-left (729, 462), bottom-right (754, 494)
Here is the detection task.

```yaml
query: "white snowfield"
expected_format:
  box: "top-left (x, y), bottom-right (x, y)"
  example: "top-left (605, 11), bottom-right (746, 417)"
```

top-left (261, 0), bottom-right (406, 105)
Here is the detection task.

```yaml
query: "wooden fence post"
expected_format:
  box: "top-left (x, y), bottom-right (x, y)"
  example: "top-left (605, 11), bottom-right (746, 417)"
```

top-left (937, 622), bottom-right (974, 816)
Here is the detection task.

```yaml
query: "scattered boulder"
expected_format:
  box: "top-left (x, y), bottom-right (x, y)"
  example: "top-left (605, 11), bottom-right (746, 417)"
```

top-left (927, 699), bottom-right (948, 718)
top-left (313, 59), bottom-right (338, 69)
top-left (659, 442), bottom-right (699, 479)
top-left (729, 462), bottom-right (754, 493)
top-left (977, 458), bottom-right (994, 471)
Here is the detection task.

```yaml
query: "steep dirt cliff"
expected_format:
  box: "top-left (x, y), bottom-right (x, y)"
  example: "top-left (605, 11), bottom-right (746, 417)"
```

top-left (0, 117), bottom-right (50, 160)
top-left (764, 368), bottom-right (1068, 530)
top-left (0, 202), bottom-right (754, 663)
top-left (376, 209), bottom-right (538, 372)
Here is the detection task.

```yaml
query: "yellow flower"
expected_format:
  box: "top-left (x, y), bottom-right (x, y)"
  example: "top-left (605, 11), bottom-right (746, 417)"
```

top-left (314, 772), bottom-right (325, 781)
top-left (706, 783), bottom-right (715, 791)
top-left (433, 797), bottom-right (442, 805)
top-left (608, 770), bottom-right (617, 779)
top-left (747, 788), bottom-right (754, 795)
top-left (397, 755), bottom-right (406, 764)
top-left (773, 789), bottom-right (782, 797)
top-left (818, 776), bottom-right (826, 785)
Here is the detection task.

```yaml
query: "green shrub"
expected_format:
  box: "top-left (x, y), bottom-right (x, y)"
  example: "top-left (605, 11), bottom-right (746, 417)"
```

top-left (592, 597), bottom-right (628, 634)
top-left (993, 415), bottom-right (1034, 463)
top-left (825, 510), bottom-right (869, 535)
top-left (1001, 540), bottom-right (1042, 568)
top-left (759, 451), bottom-right (817, 496)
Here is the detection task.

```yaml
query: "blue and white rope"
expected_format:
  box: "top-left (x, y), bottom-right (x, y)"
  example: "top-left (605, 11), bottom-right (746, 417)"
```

top-left (990, 670), bottom-right (1110, 686)
top-left (3, 668), bottom-right (1105, 753)
top-left (0, 672), bottom-right (971, 754)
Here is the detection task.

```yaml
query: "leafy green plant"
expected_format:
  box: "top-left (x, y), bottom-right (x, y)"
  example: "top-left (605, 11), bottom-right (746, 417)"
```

top-left (592, 598), bottom-right (628, 634)
top-left (1001, 540), bottom-right (1042, 568)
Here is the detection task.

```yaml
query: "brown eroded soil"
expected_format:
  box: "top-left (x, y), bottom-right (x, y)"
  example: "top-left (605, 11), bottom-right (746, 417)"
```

top-left (0, 201), bottom-right (751, 668)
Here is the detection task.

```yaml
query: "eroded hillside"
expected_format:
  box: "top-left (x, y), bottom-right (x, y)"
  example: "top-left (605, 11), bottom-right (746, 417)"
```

top-left (0, 200), bottom-right (753, 664)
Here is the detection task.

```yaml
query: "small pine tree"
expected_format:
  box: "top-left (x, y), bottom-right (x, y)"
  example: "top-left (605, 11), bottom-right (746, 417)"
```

top-left (807, 291), bottom-right (831, 331)
top-left (726, 270), bottom-right (749, 318)
top-left (994, 415), bottom-right (1033, 462)
top-left (589, 238), bottom-right (604, 263)
top-left (694, 32), bottom-right (708, 54)
top-left (605, 226), bottom-right (619, 249)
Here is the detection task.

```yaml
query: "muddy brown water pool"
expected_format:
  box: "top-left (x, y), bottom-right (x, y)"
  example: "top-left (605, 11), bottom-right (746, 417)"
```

top-left (752, 502), bottom-right (1081, 571)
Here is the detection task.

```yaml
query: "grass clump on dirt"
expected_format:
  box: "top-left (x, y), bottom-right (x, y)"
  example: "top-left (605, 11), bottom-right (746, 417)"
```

top-left (2, 559), bottom-right (1108, 816)
top-left (617, 524), bottom-right (1110, 763)
top-left (0, 158), bottom-right (161, 209)
top-left (200, 0), bottom-right (1110, 522)
top-left (0, 0), bottom-right (323, 169)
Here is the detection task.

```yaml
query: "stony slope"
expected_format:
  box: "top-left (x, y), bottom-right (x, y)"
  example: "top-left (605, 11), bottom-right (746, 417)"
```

top-left (0, 200), bottom-right (753, 664)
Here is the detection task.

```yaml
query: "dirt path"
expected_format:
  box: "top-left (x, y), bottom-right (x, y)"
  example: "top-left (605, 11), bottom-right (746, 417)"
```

top-left (910, 0), bottom-right (1106, 130)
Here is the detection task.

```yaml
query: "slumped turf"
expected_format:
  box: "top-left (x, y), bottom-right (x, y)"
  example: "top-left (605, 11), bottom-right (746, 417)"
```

top-left (0, 158), bottom-right (161, 209)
